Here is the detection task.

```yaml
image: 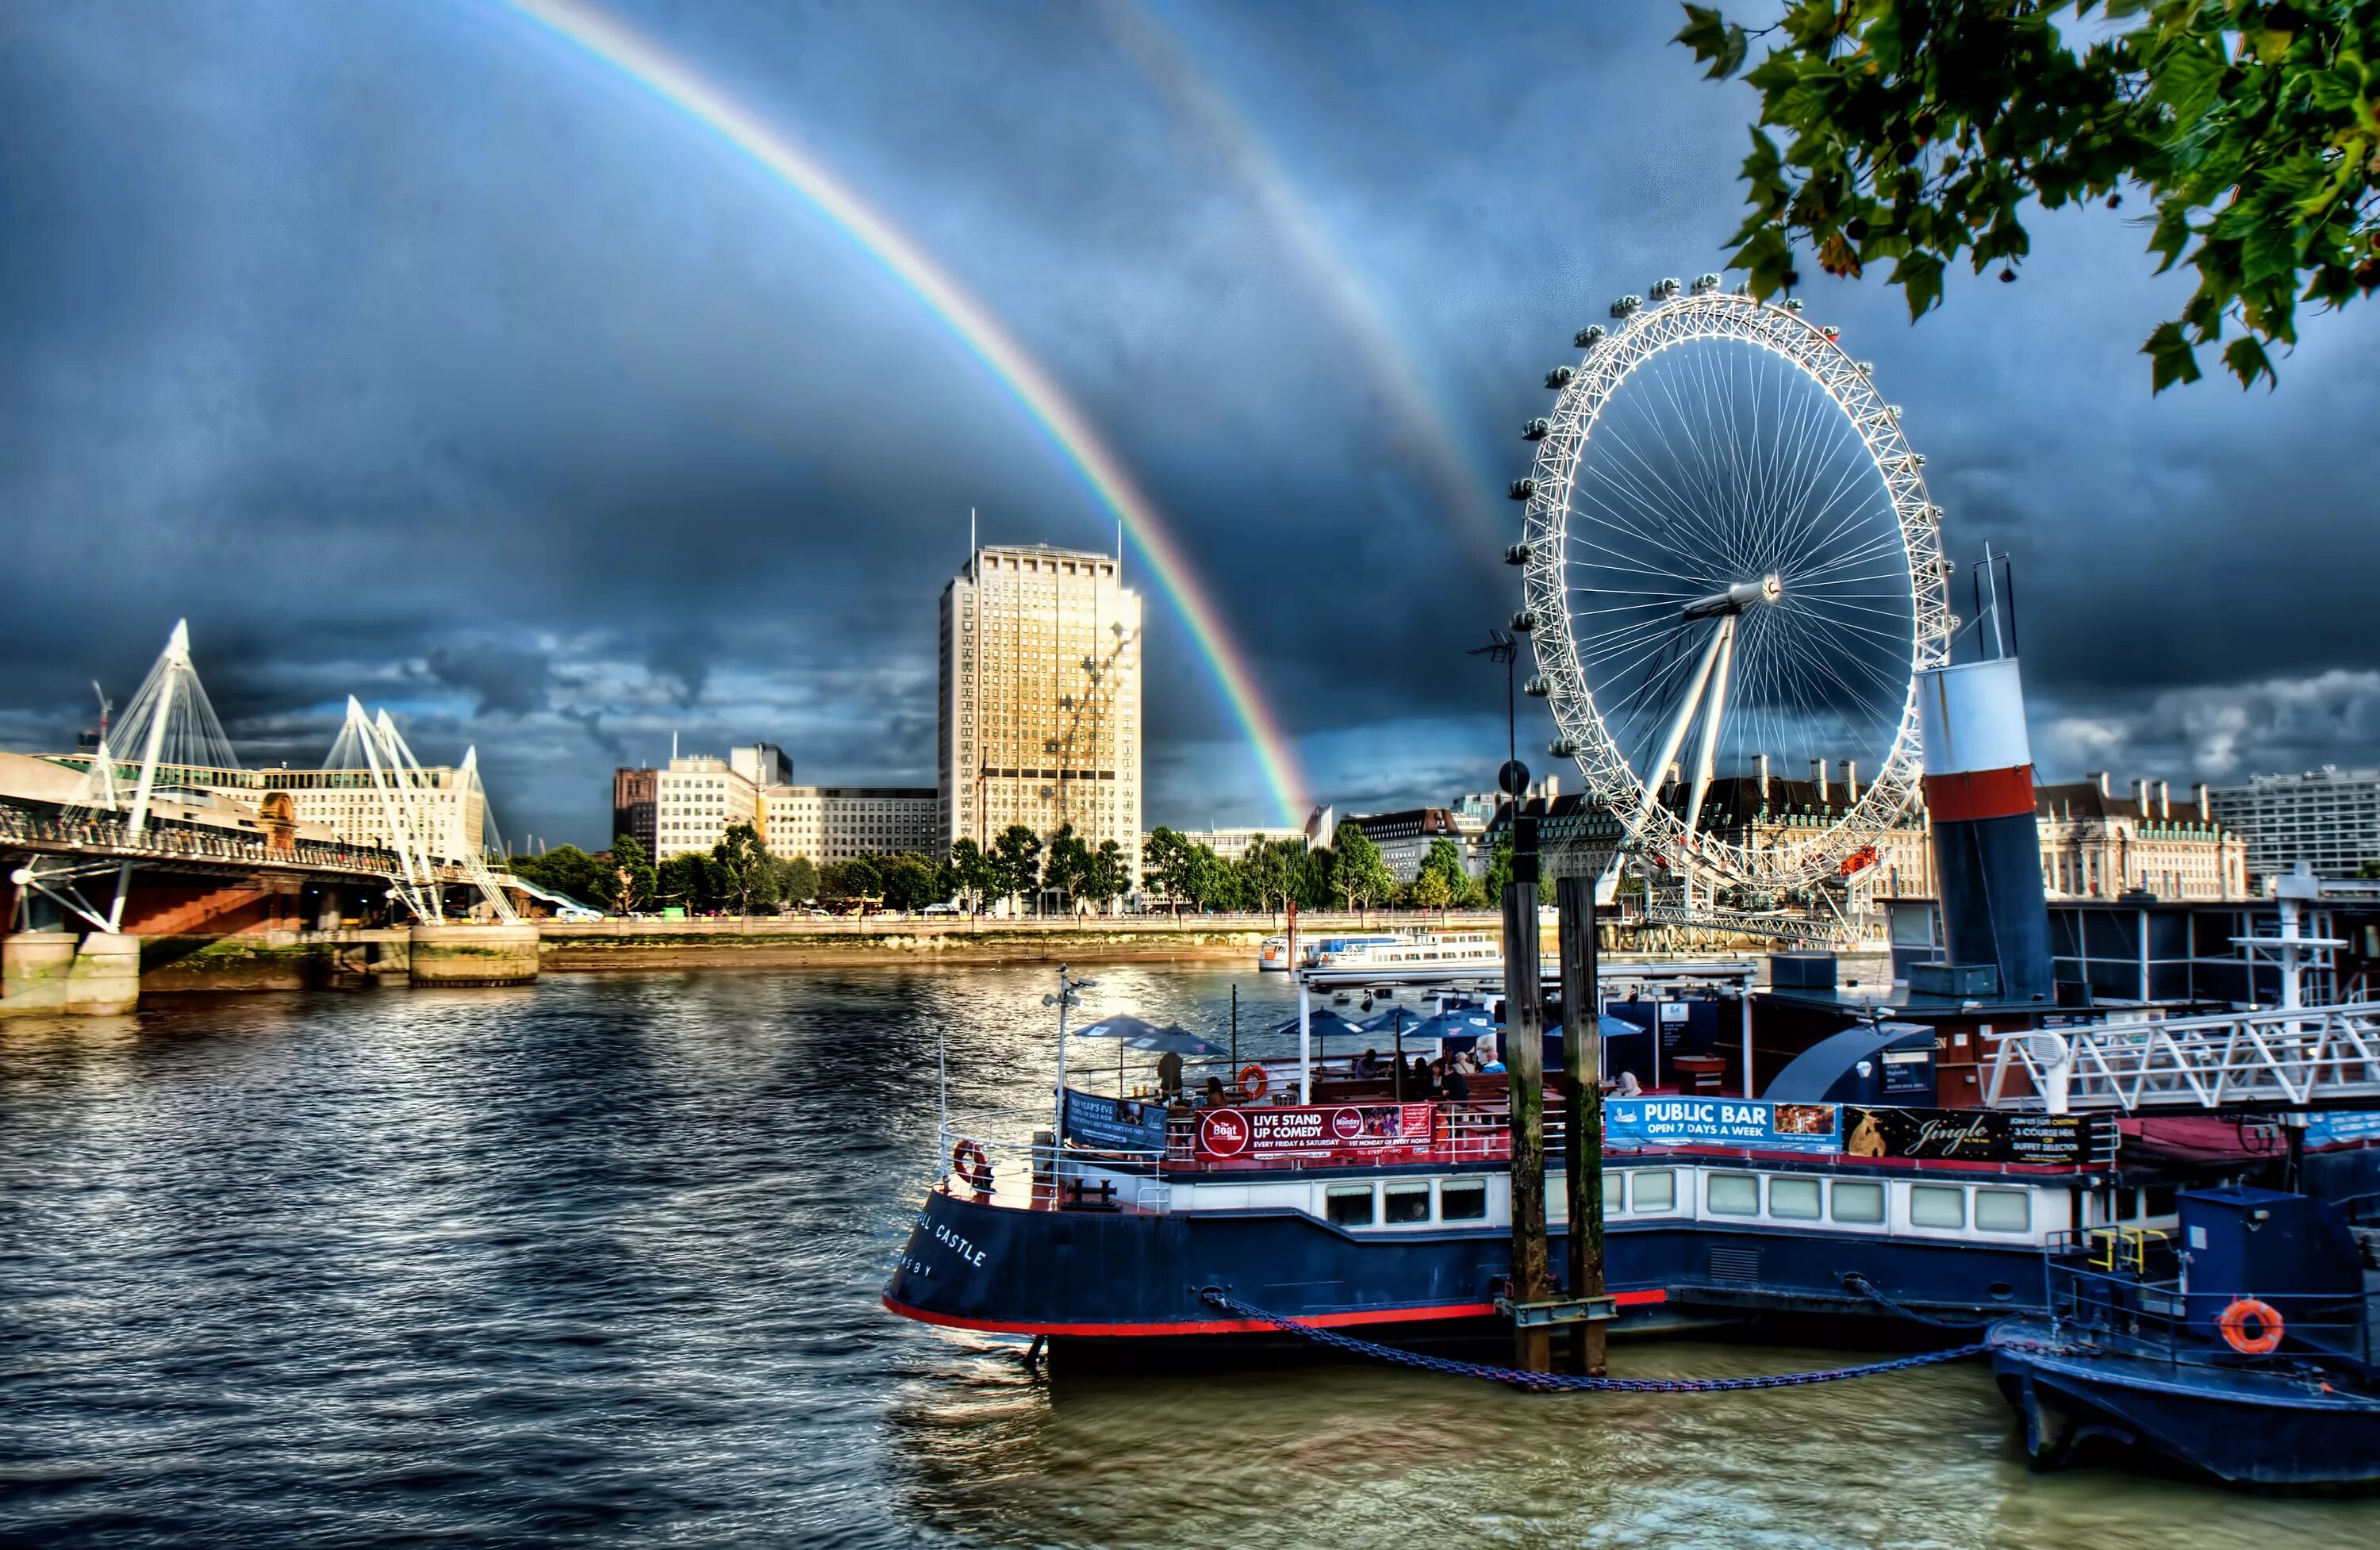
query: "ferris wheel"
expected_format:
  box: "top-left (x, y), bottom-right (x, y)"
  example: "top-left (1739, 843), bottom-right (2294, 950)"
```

top-left (1511, 274), bottom-right (1952, 898)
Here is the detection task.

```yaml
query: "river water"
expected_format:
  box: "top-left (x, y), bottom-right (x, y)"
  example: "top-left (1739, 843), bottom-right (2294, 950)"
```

top-left (2, 965), bottom-right (2373, 1548)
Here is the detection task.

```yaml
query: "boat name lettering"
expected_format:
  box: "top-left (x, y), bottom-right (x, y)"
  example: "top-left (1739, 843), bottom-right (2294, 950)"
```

top-left (931, 1223), bottom-right (989, 1268)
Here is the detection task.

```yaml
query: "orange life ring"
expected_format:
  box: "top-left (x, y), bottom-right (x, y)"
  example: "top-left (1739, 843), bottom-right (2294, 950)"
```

top-left (951, 1138), bottom-right (994, 1193)
top-left (1238, 1063), bottom-right (1269, 1100)
top-left (2217, 1298), bottom-right (2284, 1355)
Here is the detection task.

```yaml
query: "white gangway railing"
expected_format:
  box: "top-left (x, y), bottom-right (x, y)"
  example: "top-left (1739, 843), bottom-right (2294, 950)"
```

top-left (1984, 1003), bottom-right (2380, 1114)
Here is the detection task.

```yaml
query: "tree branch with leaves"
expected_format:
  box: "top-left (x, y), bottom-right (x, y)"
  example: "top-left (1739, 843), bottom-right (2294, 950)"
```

top-left (1678, 0), bottom-right (2380, 389)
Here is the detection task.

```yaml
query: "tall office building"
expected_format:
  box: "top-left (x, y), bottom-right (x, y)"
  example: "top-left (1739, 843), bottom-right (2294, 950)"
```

top-left (612, 766), bottom-right (658, 854)
top-left (939, 542), bottom-right (1142, 884)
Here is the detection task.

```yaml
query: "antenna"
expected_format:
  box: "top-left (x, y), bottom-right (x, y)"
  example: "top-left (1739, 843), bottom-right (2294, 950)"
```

top-left (1116, 514), bottom-right (1123, 588)
top-left (671, 730), bottom-right (679, 762)
top-left (970, 505), bottom-right (977, 581)
top-left (91, 681), bottom-right (111, 741)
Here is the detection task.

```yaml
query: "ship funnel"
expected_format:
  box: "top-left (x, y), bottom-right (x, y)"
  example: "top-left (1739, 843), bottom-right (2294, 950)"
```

top-left (1917, 656), bottom-right (2053, 1001)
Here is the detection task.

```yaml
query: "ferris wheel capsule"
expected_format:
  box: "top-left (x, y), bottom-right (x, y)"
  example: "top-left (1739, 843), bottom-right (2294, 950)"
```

top-left (1545, 366), bottom-right (1575, 389)
top-left (1691, 273), bottom-right (1722, 295)
top-left (1610, 294), bottom-right (1642, 318)
top-left (1524, 677), bottom-right (1550, 698)
top-left (1522, 417), bottom-right (1551, 440)
top-left (1510, 611), bottom-right (1537, 633)
top-left (1651, 278), bottom-right (1682, 300)
top-left (1508, 479), bottom-right (1537, 501)
top-left (1549, 738), bottom-right (1580, 758)
top-left (1504, 543), bottom-right (1533, 566)
top-left (1573, 324), bottom-right (1606, 350)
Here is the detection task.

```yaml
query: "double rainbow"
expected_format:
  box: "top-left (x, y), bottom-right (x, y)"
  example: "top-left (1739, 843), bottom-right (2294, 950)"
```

top-left (493, 0), bottom-right (1308, 824)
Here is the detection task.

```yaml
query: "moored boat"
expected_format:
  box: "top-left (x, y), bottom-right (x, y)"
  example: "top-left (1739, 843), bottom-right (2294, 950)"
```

top-left (1988, 1185), bottom-right (2380, 1490)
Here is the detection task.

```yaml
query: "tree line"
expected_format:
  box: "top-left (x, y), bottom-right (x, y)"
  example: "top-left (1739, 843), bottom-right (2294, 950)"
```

top-left (501, 816), bottom-right (1561, 919)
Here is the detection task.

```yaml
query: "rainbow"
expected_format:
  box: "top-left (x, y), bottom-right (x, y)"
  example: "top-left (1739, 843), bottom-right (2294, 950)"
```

top-left (1107, 2), bottom-right (1507, 570)
top-left (489, 0), bottom-right (1307, 824)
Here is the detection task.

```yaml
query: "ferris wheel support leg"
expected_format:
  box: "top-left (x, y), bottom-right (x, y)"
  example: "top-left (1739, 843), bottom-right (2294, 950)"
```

top-left (1628, 620), bottom-right (1729, 850)
top-left (1683, 616), bottom-right (1737, 847)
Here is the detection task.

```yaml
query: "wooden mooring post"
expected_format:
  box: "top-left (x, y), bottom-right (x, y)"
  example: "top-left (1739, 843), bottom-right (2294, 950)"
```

top-left (1500, 812), bottom-right (1552, 1373)
top-left (1556, 873), bottom-right (1607, 1376)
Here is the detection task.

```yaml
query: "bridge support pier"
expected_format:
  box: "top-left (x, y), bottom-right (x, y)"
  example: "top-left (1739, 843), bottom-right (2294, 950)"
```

top-left (408, 923), bottom-right (538, 988)
top-left (2, 931), bottom-right (140, 1016)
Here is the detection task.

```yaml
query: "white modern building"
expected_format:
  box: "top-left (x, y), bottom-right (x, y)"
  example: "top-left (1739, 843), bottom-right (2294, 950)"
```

top-left (2209, 765), bottom-right (2380, 884)
top-left (1157, 825), bottom-right (1306, 863)
top-left (763, 786), bottom-right (938, 865)
top-left (939, 542), bottom-right (1142, 883)
top-left (654, 754), bottom-right (761, 860)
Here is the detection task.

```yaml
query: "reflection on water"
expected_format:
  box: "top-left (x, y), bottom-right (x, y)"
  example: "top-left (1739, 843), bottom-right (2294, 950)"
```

top-left (1, 967), bottom-right (2370, 1548)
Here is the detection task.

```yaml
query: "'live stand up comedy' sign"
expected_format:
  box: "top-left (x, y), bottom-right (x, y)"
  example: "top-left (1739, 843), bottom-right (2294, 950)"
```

top-left (1196, 1103), bottom-right (1437, 1162)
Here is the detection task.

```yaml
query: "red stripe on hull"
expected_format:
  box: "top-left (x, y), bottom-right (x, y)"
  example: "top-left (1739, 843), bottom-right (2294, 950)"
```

top-left (884, 1287), bottom-right (1668, 1340)
top-left (1923, 764), bottom-right (2035, 823)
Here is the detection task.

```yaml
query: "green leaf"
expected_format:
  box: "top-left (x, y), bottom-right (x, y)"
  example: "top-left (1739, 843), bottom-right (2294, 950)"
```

top-left (2222, 335), bottom-right (2276, 391)
top-left (2143, 320), bottom-right (2203, 393)
top-left (1891, 251), bottom-right (1946, 319)
top-left (2149, 39), bottom-right (2225, 127)
top-left (1675, 5), bottom-right (1733, 70)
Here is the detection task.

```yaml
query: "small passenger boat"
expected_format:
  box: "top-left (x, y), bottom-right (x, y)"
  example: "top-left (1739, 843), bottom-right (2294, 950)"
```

top-left (1989, 1184), bottom-right (2380, 1490)
top-left (1257, 935), bottom-right (1292, 972)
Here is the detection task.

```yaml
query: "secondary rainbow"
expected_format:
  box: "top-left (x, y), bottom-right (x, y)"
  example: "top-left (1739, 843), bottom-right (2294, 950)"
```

top-left (491, 0), bottom-right (1307, 824)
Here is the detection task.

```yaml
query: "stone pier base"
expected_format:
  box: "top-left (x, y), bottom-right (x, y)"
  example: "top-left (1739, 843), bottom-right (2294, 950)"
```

top-left (407, 923), bottom-right (539, 988)
top-left (2, 931), bottom-right (140, 1016)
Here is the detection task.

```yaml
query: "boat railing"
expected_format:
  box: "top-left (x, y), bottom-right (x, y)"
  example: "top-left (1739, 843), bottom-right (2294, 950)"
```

top-left (2043, 1258), bottom-right (2374, 1372)
top-left (936, 1108), bottom-right (1173, 1212)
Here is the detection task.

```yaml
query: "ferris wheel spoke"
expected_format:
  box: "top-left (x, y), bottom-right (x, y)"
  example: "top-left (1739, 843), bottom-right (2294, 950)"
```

top-left (1591, 428), bottom-right (1741, 575)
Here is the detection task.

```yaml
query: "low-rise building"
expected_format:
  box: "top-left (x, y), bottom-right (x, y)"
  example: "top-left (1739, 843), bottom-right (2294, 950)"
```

top-left (762, 786), bottom-right (938, 864)
top-left (2208, 765), bottom-right (2380, 885)
top-left (2037, 773), bottom-right (2246, 900)
top-left (37, 753), bottom-right (486, 861)
top-left (1350, 808), bottom-right (1475, 882)
top-left (1156, 825), bottom-right (1306, 863)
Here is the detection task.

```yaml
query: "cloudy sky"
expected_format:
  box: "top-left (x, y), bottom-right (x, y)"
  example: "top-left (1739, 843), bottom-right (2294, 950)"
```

top-left (4, 0), bottom-right (2375, 848)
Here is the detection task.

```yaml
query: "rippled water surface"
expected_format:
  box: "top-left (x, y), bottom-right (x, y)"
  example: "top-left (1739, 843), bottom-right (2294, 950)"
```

top-left (4, 966), bottom-right (2375, 1548)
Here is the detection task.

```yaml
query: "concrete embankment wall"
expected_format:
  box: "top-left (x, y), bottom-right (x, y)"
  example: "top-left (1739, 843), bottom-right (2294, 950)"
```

top-left (537, 916), bottom-right (1315, 973)
top-left (137, 930), bottom-right (413, 993)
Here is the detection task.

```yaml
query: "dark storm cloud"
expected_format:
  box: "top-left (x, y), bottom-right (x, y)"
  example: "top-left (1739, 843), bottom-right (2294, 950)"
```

top-left (0, 0), bottom-right (2373, 846)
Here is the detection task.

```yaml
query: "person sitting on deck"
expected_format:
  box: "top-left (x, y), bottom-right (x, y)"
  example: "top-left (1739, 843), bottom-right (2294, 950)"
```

top-left (1353, 1047), bottom-right (1382, 1079)
top-left (1613, 1069), bottom-right (1642, 1097)
top-left (1434, 1058), bottom-right (1468, 1103)
top-left (1203, 1075), bottom-right (1228, 1107)
top-left (1157, 1050), bottom-right (1184, 1099)
top-left (1409, 1055), bottom-right (1435, 1096)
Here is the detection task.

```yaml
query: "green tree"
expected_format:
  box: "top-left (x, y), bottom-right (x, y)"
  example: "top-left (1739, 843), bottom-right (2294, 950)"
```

top-left (604, 834), bottom-right (658, 913)
top-left (778, 854), bottom-right (820, 906)
top-left (710, 823), bottom-right (779, 917)
top-left (1411, 867), bottom-right (1454, 910)
top-left (506, 843), bottom-right (605, 906)
top-left (2359, 858), bottom-right (2380, 879)
top-left (1332, 821), bottom-right (1398, 916)
top-left (1293, 842), bottom-right (1337, 911)
top-left (1484, 833), bottom-right (1514, 900)
top-left (1070, 838), bottom-right (1130, 913)
top-left (820, 857), bottom-right (883, 904)
top-left (948, 838), bottom-right (995, 912)
top-left (1142, 827), bottom-right (1193, 914)
top-left (658, 850), bottom-right (715, 912)
top-left (1238, 835), bottom-right (1296, 919)
top-left (1042, 822), bottom-right (1092, 911)
top-left (1676, 1), bottom-right (2380, 390)
top-left (877, 851), bottom-right (941, 911)
top-left (1414, 836), bottom-right (1472, 915)
top-left (991, 824), bottom-right (1042, 914)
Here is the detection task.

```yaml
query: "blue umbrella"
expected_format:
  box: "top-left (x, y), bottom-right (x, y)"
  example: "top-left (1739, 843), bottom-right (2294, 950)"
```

top-left (1073, 1013), bottom-right (1226, 1057)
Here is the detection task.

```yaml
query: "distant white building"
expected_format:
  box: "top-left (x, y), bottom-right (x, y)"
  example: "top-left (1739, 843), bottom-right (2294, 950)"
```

top-left (1157, 825), bottom-right (1306, 863)
top-left (763, 786), bottom-right (938, 865)
top-left (2209, 765), bottom-right (2380, 885)
top-left (654, 754), bottom-right (761, 860)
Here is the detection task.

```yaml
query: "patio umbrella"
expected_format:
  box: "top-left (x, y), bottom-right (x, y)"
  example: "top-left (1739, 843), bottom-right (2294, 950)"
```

top-left (1073, 1013), bottom-right (1226, 1091)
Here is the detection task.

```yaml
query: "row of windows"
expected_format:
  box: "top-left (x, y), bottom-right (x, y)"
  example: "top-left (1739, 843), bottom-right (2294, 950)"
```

top-left (1317, 1171), bottom-right (2035, 1235)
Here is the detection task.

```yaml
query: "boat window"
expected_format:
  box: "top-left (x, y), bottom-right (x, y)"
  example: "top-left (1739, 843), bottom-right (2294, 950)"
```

top-left (1767, 1176), bottom-right (1821, 1221)
top-left (1631, 1171), bottom-right (1675, 1212)
top-left (1830, 1180), bottom-right (1885, 1224)
top-left (1440, 1180), bottom-right (1487, 1222)
top-left (1973, 1188), bottom-right (2031, 1233)
top-left (1326, 1184), bottom-right (1376, 1227)
top-left (1602, 1173), bottom-right (1624, 1214)
top-left (1910, 1184), bottom-right (1967, 1229)
top-left (1384, 1182), bottom-right (1431, 1225)
top-left (2142, 1185), bottom-right (2177, 1218)
top-left (1706, 1173), bottom-right (1760, 1216)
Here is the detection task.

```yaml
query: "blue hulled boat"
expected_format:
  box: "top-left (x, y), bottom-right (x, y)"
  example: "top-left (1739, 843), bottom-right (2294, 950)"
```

top-left (1989, 1185), bottom-right (2380, 1490)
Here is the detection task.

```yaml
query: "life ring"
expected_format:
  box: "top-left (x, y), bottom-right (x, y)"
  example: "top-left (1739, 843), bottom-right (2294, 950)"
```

top-left (2217, 1298), bottom-right (2284, 1355)
top-left (951, 1138), bottom-right (994, 1193)
top-left (1238, 1063), bottom-right (1269, 1100)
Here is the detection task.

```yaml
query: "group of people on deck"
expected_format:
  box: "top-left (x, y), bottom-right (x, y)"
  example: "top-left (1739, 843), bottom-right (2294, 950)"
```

top-left (1352, 1043), bottom-right (1502, 1102)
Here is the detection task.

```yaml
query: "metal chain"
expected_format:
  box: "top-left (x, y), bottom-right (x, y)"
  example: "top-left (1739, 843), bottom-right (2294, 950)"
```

top-left (1200, 1289), bottom-right (1986, 1393)
top-left (1840, 1273), bottom-right (1987, 1331)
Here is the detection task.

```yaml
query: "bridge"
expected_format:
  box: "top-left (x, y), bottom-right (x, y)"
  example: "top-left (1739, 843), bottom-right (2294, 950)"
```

top-left (2, 622), bottom-right (537, 1015)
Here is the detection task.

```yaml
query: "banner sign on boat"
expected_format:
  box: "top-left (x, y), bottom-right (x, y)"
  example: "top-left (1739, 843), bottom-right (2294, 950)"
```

top-left (1600, 1098), bottom-right (2101, 1165)
top-left (1062, 1091), bottom-right (1169, 1152)
top-left (1196, 1103), bottom-right (1437, 1161)
top-left (1603, 1098), bottom-right (1842, 1152)
top-left (1841, 1105), bottom-right (2098, 1165)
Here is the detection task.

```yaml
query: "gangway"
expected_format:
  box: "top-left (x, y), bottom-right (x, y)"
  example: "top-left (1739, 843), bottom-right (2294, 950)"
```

top-left (1983, 1003), bottom-right (2380, 1114)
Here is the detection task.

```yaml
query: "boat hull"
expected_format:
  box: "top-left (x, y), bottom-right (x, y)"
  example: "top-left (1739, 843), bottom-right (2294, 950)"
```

top-left (1990, 1319), bottom-right (2380, 1490)
top-left (886, 1186), bottom-right (2048, 1348)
